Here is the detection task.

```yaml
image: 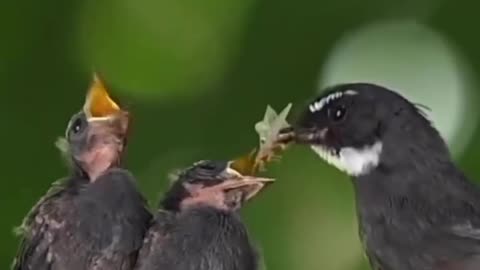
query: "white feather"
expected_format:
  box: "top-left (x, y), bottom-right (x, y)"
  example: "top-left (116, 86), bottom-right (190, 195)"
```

top-left (311, 141), bottom-right (383, 176)
top-left (309, 90), bottom-right (358, 113)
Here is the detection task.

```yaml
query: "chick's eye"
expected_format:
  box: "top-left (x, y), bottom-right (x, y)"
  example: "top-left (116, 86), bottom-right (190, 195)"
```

top-left (329, 105), bottom-right (347, 122)
top-left (186, 162), bottom-right (222, 182)
top-left (199, 163), bottom-right (216, 171)
top-left (71, 118), bottom-right (83, 134)
top-left (197, 161), bottom-right (228, 173)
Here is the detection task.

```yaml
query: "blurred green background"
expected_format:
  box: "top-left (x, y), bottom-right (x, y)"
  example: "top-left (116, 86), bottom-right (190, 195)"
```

top-left (3, 0), bottom-right (480, 269)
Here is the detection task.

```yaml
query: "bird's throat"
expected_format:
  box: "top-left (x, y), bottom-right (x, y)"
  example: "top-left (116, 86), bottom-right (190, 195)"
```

top-left (311, 141), bottom-right (383, 177)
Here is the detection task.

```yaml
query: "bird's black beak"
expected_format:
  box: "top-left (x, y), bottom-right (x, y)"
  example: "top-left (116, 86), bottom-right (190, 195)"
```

top-left (278, 126), bottom-right (326, 145)
top-left (83, 74), bottom-right (129, 138)
top-left (217, 163), bottom-right (275, 202)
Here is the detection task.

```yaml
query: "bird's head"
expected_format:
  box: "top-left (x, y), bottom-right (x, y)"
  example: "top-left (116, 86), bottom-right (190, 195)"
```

top-left (161, 160), bottom-right (274, 212)
top-left (284, 83), bottom-right (448, 177)
top-left (65, 74), bottom-right (129, 181)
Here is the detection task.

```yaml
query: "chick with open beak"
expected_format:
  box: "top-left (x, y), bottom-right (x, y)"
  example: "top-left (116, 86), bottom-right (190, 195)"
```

top-left (134, 160), bottom-right (274, 270)
top-left (66, 74), bottom-right (129, 181)
top-left (163, 160), bottom-right (274, 212)
top-left (13, 75), bottom-right (151, 270)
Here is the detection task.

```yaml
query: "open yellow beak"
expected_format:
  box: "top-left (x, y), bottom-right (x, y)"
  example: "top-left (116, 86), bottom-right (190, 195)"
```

top-left (230, 148), bottom-right (258, 175)
top-left (83, 74), bottom-right (121, 120)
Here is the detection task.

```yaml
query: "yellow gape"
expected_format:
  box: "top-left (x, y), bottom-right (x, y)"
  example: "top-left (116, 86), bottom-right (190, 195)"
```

top-left (84, 74), bottom-right (121, 120)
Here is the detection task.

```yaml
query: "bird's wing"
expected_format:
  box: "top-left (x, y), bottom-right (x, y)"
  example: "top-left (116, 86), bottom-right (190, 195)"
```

top-left (436, 257), bottom-right (480, 270)
top-left (12, 180), bottom-right (68, 270)
top-left (12, 227), bottom-right (52, 270)
top-left (14, 170), bottom-right (151, 270)
top-left (363, 249), bottom-right (388, 270)
top-left (431, 223), bottom-right (480, 270)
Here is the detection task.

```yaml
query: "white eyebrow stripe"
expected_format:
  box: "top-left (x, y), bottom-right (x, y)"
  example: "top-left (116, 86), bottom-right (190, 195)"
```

top-left (344, 90), bottom-right (357, 96)
top-left (308, 89), bottom-right (358, 113)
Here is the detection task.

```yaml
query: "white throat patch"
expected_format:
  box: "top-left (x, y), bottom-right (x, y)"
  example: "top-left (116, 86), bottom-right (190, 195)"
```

top-left (311, 141), bottom-right (383, 176)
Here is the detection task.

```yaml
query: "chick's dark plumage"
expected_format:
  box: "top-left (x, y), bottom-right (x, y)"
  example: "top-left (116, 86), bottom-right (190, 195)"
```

top-left (135, 160), bottom-right (272, 270)
top-left (14, 169), bottom-right (151, 270)
top-left (291, 83), bottom-right (480, 270)
top-left (12, 77), bottom-right (151, 270)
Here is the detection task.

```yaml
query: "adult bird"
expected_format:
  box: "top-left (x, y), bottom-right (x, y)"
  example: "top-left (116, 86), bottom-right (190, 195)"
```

top-left (12, 75), bottom-right (151, 270)
top-left (134, 159), bottom-right (273, 270)
top-left (286, 83), bottom-right (480, 270)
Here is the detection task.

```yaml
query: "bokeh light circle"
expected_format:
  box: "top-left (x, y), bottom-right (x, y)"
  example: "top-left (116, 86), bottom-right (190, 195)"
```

top-left (320, 20), bottom-right (476, 156)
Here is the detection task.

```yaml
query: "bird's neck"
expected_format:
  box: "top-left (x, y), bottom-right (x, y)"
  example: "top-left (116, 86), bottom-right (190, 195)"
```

top-left (355, 153), bottom-right (447, 199)
top-left (352, 150), bottom-right (474, 222)
top-left (174, 207), bottom-right (258, 270)
top-left (179, 207), bottom-right (251, 244)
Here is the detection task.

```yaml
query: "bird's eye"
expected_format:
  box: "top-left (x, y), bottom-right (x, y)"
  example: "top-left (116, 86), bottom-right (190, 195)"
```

top-left (185, 161), bottom-right (230, 184)
top-left (71, 117), bottom-right (83, 134)
top-left (196, 161), bottom-right (228, 173)
top-left (199, 162), bottom-right (216, 171)
top-left (329, 105), bottom-right (347, 122)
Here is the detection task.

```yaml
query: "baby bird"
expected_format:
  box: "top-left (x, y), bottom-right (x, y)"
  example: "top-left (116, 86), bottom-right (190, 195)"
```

top-left (12, 75), bottom-right (151, 270)
top-left (134, 160), bottom-right (273, 270)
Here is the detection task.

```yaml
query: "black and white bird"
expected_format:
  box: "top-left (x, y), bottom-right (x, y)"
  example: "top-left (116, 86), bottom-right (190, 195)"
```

top-left (12, 76), bottom-right (151, 270)
top-left (134, 160), bottom-right (273, 270)
top-left (286, 82), bottom-right (480, 270)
